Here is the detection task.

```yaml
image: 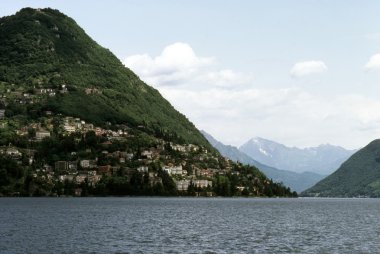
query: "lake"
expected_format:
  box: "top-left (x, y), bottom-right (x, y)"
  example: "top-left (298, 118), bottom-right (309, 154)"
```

top-left (0, 197), bottom-right (379, 253)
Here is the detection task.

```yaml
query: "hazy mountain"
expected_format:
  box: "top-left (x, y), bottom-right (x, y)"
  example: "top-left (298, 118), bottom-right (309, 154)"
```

top-left (302, 139), bottom-right (380, 197)
top-left (202, 131), bottom-right (325, 192)
top-left (239, 137), bottom-right (356, 175)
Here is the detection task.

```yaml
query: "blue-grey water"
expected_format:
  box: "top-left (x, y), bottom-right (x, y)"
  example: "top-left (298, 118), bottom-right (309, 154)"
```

top-left (1, 198), bottom-right (380, 253)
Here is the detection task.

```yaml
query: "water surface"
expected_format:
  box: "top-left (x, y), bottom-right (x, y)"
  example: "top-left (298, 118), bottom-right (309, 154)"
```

top-left (0, 197), bottom-right (379, 253)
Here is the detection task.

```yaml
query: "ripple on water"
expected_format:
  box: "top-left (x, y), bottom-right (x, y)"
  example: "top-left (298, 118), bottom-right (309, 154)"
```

top-left (1, 198), bottom-right (380, 253)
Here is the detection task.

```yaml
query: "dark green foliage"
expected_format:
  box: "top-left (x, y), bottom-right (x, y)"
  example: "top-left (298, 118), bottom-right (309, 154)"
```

top-left (0, 7), bottom-right (212, 150)
top-left (302, 139), bottom-right (380, 197)
top-left (90, 170), bottom-right (178, 196)
top-left (214, 175), bottom-right (231, 196)
top-left (157, 169), bottom-right (177, 195)
top-left (0, 155), bottom-right (23, 181)
top-left (0, 155), bottom-right (25, 195)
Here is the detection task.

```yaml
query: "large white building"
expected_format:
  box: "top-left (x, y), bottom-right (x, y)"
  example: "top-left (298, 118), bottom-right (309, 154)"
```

top-left (163, 165), bottom-right (183, 175)
top-left (176, 180), bottom-right (190, 191)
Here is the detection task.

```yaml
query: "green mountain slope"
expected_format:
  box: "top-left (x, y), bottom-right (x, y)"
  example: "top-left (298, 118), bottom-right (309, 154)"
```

top-left (201, 130), bottom-right (325, 192)
top-left (302, 139), bottom-right (380, 197)
top-left (0, 7), bottom-right (210, 149)
top-left (0, 8), bottom-right (298, 198)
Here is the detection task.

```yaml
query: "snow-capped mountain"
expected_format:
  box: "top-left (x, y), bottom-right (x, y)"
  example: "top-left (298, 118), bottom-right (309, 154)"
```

top-left (201, 131), bottom-right (325, 192)
top-left (239, 137), bottom-right (356, 175)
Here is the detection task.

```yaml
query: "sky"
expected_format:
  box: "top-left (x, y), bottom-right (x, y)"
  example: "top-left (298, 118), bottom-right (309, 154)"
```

top-left (3, 0), bottom-right (380, 149)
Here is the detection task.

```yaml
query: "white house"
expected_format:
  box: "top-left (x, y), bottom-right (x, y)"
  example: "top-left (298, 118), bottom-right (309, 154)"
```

top-left (163, 165), bottom-right (183, 175)
top-left (137, 166), bottom-right (149, 173)
top-left (35, 130), bottom-right (51, 140)
top-left (176, 180), bottom-right (190, 191)
top-left (193, 179), bottom-right (212, 188)
top-left (6, 147), bottom-right (22, 158)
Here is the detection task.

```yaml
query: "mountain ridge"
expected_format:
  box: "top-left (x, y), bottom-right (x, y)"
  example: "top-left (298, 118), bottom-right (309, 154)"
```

top-left (239, 137), bottom-right (356, 175)
top-left (302, 139), bottom-right (380, 197)
top-left (202, 131), bottom-right (325, 192)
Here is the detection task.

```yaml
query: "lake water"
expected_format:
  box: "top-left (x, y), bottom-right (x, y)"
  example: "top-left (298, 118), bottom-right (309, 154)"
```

top-left (0, 198), bottom-right (380, 253)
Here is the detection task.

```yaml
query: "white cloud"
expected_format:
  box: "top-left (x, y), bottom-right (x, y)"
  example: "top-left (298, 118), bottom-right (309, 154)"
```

top-left (290, 60), bottom-right (327, 78)
top-left (364, 54), bottom-right (380, 70)
top-left (123, 42), bottom-right (253, 89)
top-left (123, 43), bottom-right (380, 150)
top-left (337, 95), bottom-right (380, 125)
top-left (160, 85), bottom-right (380, 149)
top-left (201, 69), bottom-right (253, 88)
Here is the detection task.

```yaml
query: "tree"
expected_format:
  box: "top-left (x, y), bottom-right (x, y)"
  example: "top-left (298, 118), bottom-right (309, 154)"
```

top-left (214, 175), bottom-right (231, 196)
top-left (158, 169), bottom-right (177, 195)
top-left (27, 127), bottom-right (36, 138)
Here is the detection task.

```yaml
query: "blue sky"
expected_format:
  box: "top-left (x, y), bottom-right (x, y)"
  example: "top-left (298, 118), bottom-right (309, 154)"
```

top-left (3, 0), bottom-right (380, 149)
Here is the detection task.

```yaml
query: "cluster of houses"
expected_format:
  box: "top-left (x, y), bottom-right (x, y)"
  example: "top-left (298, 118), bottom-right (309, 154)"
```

top-left (0, 85), bottom-right (69, 106)
top-left (0, 138), bottom-right (226, 196)
top-left (8, 115), bottom-right (128, 142)
top-left (63, 117), bottom-right (95, 134)
top-left (171, 143), bottom-right (200, 153)
top-left (0, 146), bottom-right (23, 158)
top-left (0, 84), bottom-right (276, 196)
top-left (162, 164), bottom-right (217, 193)
top-left (52, 159), bottom-right (217, 193)
top-left (0, 100), bottom-right (236, 194)
top-left (0, 139), bottom-right (231, 195)
top-left (0, 84), bottom-right (103, 108)
top-left (176, 179), bottom-right (213, 191)
top-left (62, 116), bottom-right (128, 138)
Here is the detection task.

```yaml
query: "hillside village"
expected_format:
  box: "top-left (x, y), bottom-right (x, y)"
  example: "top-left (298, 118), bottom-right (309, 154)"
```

top-left (0, 83), bottom-right (295, 197)
top-left (0, 8), bottom-right (296, 198)
top-left (0, 83), bottom-right (294, 196)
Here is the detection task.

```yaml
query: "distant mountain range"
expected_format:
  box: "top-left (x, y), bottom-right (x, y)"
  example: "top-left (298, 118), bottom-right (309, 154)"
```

top-left (302, 139), bottom-right (380, 197)
top-left (201, 131), bottom-right (325, 192)
top-left (239, 137), bottom-right (356, 175)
